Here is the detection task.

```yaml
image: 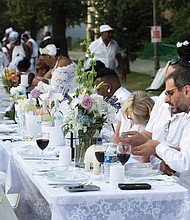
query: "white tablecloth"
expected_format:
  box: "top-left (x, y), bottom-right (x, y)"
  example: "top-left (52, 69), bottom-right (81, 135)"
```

top-left (1, 141), bottom-right (190, 220)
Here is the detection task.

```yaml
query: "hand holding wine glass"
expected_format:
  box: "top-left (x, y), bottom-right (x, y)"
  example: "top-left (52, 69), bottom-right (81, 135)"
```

top-left (36, 132), bottom-right (50, 163)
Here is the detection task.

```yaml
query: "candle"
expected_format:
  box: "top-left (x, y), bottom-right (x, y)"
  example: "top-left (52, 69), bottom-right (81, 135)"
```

top-left (20, 75), bottom-right (28, 86)
top-left (110, 164), bottom-right (124, 189)
top-left (59, 147), bottom-right (71, 166)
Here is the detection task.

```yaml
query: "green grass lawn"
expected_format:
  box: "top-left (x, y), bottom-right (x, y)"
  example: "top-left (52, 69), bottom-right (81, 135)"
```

top-left (120, 72), bottom-right (163, 96)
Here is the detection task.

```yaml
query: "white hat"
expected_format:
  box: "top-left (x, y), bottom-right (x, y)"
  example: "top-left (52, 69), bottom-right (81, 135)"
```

top-left (9, 31), bottom-right (19, 43)
top-left (100, 24), bottom-right (113, 33)
top-left (5, 27), bottom-right (13, 35)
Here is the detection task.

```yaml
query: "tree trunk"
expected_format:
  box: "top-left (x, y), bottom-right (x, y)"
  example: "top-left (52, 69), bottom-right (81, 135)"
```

top-left (51, 3), bottom-right (68, 57)
top-left (124, 48), bottom-right (131, 73)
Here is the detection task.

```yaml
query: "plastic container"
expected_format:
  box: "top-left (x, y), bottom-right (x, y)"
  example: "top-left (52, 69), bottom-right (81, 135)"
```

top-left (104, 144), bottom-right (117, 183)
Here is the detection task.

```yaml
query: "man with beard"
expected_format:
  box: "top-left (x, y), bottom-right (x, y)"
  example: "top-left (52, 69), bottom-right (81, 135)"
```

top-left (121, 67), bottom-right (190, 189)
top-left (119, 61), bottom-right (189, 175)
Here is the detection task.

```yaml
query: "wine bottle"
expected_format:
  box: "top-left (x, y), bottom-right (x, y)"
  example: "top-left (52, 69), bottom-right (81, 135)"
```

top-left (41, 100), bottom-right (52, 127)
top-left (52, 99), bottom-right (63, 126)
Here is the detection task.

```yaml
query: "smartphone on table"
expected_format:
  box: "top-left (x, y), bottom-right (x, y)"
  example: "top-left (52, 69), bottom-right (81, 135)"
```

top-left (118, 183), bottom-right (151, 190)
top-left (64, 184), bottom-right (100, 192)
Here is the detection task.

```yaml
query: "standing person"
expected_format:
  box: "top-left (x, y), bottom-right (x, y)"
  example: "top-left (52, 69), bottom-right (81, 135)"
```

top-left (21, 33), bottom-right (38, 73)
top-left (34, 38), bottom-right (77, 93)
top-left (84, 24), bottom-right (126, 82)
top-left (1, 27), bottom-right (13, 62)
top-left (43, 31), bottom-right (51, 41)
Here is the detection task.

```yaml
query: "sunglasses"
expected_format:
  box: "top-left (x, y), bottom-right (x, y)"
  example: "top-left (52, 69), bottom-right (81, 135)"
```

top-left (169, 58), bottom-right (190, 68)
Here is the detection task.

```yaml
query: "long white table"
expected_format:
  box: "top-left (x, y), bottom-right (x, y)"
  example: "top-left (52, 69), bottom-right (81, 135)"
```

top-left (1, 140), bottom-right (190, 220)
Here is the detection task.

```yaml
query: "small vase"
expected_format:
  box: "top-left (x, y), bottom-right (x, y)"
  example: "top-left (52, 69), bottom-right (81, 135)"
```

top-left (75, 129), bottom-right (96, 168)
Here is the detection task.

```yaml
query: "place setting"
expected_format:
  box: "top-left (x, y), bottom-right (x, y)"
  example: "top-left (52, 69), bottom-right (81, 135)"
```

top-left (16, 132), bottom-right (58, 161)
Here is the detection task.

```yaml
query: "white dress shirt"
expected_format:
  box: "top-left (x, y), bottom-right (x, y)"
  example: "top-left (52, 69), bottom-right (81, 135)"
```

top-left (84, 37), bottom-right (120, 72)
top-left (113, 86), bottom-right (131, 104)
top-left (145, 91), bottom-right (188, 180)
top-left (146, 91), bottom-right (186, 146)
top-left (156, 113), bottom-right (190, 189)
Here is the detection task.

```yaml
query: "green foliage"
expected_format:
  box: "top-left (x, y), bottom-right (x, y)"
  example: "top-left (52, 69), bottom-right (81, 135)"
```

top-left (75, 40), bottom-right (97, 96)
top-left (5, 0), bottom-right (86, 37)
top-left (159, 1), bottom-right (190, 42)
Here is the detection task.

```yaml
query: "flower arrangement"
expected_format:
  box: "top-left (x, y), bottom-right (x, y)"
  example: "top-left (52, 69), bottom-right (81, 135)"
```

top-left (62, 40), bottom-right (117, 166)
top-left (1, 68), bottom-right (20, 93)
top-left (62, 40), bottom-right (115, 136)
top-left (10, 85), bottom-right (26, 102)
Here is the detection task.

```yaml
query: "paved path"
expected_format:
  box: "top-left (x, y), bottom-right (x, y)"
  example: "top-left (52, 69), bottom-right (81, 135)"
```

top-left (68, 50), bottom-right (167, 76)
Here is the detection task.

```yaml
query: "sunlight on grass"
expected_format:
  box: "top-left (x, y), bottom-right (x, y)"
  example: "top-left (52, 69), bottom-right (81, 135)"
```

top-left (120, 72), bottom-right (163, 96)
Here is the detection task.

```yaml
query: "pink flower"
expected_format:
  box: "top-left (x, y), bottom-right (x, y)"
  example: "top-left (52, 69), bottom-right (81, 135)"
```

top-left (81, 95), bottom-right (93, 110)
top-left (30, 88), bottom-right (41, 98)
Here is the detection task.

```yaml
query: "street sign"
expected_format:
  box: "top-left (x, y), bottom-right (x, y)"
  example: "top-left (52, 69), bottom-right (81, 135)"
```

top-left (151, 26), bottom-right (162, 43)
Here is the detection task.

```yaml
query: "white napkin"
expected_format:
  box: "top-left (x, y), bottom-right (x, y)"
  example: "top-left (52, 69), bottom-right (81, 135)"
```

top-left (125, 174), bottom-right (178, 186)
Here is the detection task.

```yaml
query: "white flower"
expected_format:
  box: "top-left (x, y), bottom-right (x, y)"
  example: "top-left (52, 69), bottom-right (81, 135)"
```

top-left (176, 40), bottom-right (190, 48)
top-left (10, 87), bottom-right (19, 96)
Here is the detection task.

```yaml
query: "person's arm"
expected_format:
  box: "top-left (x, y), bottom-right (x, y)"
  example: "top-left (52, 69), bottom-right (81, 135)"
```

top-left (116, 53), bottom-right (126, 82)
top-left (32, 69), bottom-right (52, 86)
top-left (112, 120), bottom-right (121, 143)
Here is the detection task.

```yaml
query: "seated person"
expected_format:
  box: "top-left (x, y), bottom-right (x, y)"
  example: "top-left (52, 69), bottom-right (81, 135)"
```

top-left (94, 67), bottom-right (131, 139)
top-left (32, 60), bottom-right (49, 87)
top-left (35, 38), bottom-right (77, 93)
top-left (17, 57), bottom-right (35, 92)
top-left (112, 91), bottom-right (154, 162)
top-left (95, 67), bottom-right (131, 104)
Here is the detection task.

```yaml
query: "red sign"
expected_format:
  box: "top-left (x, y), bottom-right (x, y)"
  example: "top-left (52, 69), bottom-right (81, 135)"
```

top-left (151, 26), bottom-right (162, 42)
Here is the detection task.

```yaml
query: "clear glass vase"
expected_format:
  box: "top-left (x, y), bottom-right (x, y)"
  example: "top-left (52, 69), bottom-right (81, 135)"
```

top-left (75, 129), bottom-right (96, 168)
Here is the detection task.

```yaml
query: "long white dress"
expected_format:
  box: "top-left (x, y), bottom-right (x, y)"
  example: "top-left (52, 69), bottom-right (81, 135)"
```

top-left (37, 62), bottom-right (77, 93)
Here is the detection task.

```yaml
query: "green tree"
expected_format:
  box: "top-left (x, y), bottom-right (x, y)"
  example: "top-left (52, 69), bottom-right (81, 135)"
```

top-left (5, 0), bottom-right (87, 56)
top-left (160, 1), bottom-right (190, 42)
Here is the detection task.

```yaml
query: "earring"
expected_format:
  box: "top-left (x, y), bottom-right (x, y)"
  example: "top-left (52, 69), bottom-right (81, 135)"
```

top-left (107, 89), bottom-right (110, 93)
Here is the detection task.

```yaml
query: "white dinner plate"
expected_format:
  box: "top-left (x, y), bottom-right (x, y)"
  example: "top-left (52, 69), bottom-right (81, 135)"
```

top-left (43, 171), bottom-right (89, 183)
top-left (18, 147), bottom-right (56, 158)
top-left (0, 127), bottom-right (16, 133)
top-left (125, 169), bottom-right (159, 177)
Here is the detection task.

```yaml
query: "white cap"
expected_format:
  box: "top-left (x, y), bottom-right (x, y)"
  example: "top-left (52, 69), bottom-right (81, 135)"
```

top-left (5, 27), bottom-right (13, 35)
top-left (100, 24), bottom-right (113, 33)
top-left (9, 31), bottom-right (19, 43)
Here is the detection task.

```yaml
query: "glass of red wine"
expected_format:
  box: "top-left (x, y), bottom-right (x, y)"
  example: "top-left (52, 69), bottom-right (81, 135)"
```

top-left (94, 144), bottom-right (108, 179)
top-left (117, 142), bottom-right (131, 166)
top-left (36, 132), bottom-right (50, 164)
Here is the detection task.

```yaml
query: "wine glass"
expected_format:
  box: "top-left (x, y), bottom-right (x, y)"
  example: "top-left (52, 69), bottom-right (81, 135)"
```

top-left (94, 144), bottom-right (108, 179)
top-left (36, 132), bottom-right (50, 163)
top-left (117, 142), bottom-right (131, 166)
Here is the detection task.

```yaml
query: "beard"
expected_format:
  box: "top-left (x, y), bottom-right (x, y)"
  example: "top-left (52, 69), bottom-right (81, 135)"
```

top-left (171, 106), bottom-right (183, 114)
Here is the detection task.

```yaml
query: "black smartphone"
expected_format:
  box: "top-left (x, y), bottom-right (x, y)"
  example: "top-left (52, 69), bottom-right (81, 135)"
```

top-left (118, 183), bottom-right (151, 190)
top-left (64, 184), bottom-right (100, 192)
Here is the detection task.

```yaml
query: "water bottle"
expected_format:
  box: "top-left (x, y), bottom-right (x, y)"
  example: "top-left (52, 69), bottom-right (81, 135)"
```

top-left (104, 143), bottom-right (117, 183)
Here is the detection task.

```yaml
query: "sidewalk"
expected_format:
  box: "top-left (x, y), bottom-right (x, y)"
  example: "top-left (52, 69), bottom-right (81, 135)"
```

top-left (68, 50), bottom-right (167, 76)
